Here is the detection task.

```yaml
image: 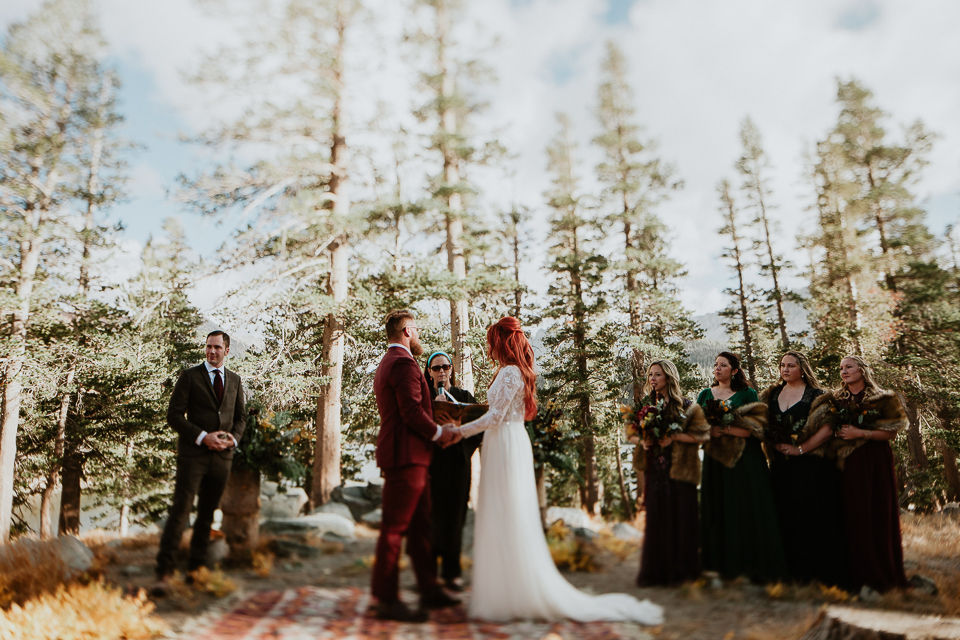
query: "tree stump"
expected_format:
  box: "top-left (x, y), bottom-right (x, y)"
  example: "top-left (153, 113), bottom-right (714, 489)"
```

top-left (220, 466), bottom-right (261, 557)
top-left (801, 606), bottom-right (960, 640)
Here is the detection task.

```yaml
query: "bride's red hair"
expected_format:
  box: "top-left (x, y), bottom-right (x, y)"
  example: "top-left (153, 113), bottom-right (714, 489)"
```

top-left (487, 317), bottom-right (538, 421)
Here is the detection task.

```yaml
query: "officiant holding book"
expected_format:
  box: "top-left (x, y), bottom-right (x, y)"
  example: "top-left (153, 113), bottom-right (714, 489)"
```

top-left (425, 351), bottom-right (482, 592)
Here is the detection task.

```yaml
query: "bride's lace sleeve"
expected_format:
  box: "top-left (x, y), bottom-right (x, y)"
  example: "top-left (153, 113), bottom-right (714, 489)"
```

top-left (459, 366), bottom-right (523, 438)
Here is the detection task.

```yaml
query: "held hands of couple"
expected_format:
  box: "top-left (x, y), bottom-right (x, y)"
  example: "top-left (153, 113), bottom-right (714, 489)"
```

top-left (438, 423), bottom-right (462, 448)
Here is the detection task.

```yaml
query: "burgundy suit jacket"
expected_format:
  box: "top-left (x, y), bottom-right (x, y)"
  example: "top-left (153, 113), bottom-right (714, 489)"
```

top-left (374, 346), bottom-right (438, 470)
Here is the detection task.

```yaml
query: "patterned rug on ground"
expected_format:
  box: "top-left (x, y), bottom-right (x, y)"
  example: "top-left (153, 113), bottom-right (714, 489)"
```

top-left (176, 586), bottom-right (655, 640)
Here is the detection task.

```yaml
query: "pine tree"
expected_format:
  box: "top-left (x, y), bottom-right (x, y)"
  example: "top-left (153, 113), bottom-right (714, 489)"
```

top-left (538, 114), bottom-right (611, 516)
top-left (178, 0), bottom-right (362, 507)
top-left (736, 117), bottom-right (791, 351)
top-left (0, 0), bottom-right (116, 542)
top-left (593, 41), bottom-right (685, 391)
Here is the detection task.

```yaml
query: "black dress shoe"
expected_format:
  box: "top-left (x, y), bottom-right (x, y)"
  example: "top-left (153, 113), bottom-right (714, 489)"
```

top-left (420, 585), bottom-right (461, 609)
top-left (444, 578), bottom-right (465, 592)
top-left (375, 601), bottom-right (429, 623)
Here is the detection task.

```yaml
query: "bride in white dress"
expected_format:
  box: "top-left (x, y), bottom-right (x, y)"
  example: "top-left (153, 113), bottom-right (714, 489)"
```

top-left (452, 317), bottom-right (663, 625)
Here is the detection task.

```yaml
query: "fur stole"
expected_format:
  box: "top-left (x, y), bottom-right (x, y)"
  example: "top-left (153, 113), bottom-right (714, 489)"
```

top-left (703, 401), bottom-right (767, 469)
top-left (633, 402), bottom-right (710, 485)
top-left (759, 385), bottom-right (831, 462)
top-left (814, 389), bottom-right (907, 469)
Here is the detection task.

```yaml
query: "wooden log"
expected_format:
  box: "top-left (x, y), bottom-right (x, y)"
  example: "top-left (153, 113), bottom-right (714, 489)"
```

top-left (801, 606), bottom-right (960, 640)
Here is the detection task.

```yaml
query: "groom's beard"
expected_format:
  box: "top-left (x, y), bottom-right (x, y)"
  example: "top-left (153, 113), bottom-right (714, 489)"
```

top-left (409, 337), bottom-right (424, 357)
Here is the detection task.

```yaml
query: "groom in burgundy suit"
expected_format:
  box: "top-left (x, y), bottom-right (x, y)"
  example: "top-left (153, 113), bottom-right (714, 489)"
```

top-left (371, 310), bottom-right (462, 622)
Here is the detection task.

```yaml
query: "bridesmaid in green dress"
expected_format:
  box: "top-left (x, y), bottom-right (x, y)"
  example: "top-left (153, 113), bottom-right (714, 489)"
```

top-left (699, 351), bottom-right (788, 583)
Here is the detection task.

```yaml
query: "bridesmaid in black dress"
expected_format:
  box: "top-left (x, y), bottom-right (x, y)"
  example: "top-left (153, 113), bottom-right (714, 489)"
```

top-left (831, 355), bottom-right (908, 592)
top-left (424, 351), bottom-right (482, 592)
top-left (762, 351), bottom-right (850, 588)
top-left (633, 359), bottom-right (709, 586)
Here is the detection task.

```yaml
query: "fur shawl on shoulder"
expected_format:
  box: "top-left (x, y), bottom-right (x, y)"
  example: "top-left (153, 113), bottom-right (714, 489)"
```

top-left (633, 402), bottom-right (710, 485)
top-left (811, 388), bottom-right (908, 469)
top-left (702, 401), bottom-right (767, 468)
top-left (758, 385), bottom-right (830, 461)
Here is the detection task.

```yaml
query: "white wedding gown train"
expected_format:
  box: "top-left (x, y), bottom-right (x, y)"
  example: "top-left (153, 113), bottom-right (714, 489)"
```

top-left (459, 365), bottom-right (664, 624)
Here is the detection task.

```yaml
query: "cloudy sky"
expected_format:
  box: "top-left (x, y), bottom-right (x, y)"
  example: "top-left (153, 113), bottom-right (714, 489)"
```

top-left (3, 0), bottom-right (959, 319)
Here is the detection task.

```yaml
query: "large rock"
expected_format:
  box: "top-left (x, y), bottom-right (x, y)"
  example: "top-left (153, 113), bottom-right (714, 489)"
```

top-left (611, 522), bottom-right (642, 541)
top-left (260, 513), bottom-right (356, 541)
top-left (364, 480), bottom-right (383, 504)
top-left (361, 508), bottom-right (382, 529)
top-left (260, 487), bottom-right (308, 519)
top-left (332, 485), bottom-right (377, 521)
top-left (312, 501), bottom-right (355, 523)
top-left (56, 535), bottom-right (94, 575)
top-left (545, 507), bottom-right (597, 532)
top-left (268, 539), bottom-right (322, 559)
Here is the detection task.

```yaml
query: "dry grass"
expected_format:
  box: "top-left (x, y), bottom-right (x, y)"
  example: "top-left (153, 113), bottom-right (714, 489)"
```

top-left (0, 539), bottom-right (70, 609)
top-left (251, 550), bottom-right (274, 577)
top-left (0, 580), bottom-right (168, 640)
top-left (900, 513), bottom-right (960, 616)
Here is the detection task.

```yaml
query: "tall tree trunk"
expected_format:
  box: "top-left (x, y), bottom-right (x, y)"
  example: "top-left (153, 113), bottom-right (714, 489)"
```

top-left (435, 0), bottom-right (473, 394)
top-left (757, 202), bottom-right (789, 349)
top-left (572, 246), bottom-right (600, 515)
top-left (900, 392), bottom-right (927, 470)
top-left (221, 466), bottom-right (261, 556)
top-left (534, 466), bottom-right (547, 531)
top-left (721, 187), bottom-right (755, 382)
top-left (312, 7), bottom-right (350, 508)
top-left (615, 430), bottom-right (633, 520)
top-left (58, 447), bottom-right (83, 536)
top-left (119, 440), bottom-right (134, 537)
top-left (624, 220), bottom-right (645, 398)
top-left (40, 365), bottom-right (76, 539)
top-left (0, 234), bottom-right (44, 543)
top-left (51, 73), bottom-right (111, 537)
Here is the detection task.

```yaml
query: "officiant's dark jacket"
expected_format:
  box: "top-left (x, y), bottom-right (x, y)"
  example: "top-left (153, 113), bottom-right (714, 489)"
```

top-left (429, 384), bottom-right (481, 581)
top-left (167, 364), bottom-right (247, 457)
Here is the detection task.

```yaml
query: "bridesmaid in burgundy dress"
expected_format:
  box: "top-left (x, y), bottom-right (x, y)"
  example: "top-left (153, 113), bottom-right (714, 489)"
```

top-left (831, 355), bottom-right (909, 592)
top-left (633, 359), bottom-right (709, 586)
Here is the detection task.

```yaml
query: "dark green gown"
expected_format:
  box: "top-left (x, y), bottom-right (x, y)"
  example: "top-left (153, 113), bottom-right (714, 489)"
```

top-left (699, 387), bottom-right (788, 583)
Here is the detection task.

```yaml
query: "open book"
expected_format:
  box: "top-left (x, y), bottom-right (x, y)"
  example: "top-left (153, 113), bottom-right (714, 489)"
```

top-left (432, 399), bottom-right (488, 426)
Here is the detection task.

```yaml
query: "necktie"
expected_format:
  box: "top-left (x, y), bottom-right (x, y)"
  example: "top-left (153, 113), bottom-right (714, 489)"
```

top-left (213, 369), bottom-right (224, 402)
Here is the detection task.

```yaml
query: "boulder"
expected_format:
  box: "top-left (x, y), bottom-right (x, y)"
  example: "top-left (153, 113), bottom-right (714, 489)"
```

top-left (56, 536), bottom-right (94, 575)
top-left (858, 585), bottom-right (881, 603)
top-left (611, 522), bottom-right (642, 541)
top-left (545, 507), bottom-right (597, 532)
top-left (364, 480), bottom-right (383, 504)
top-left (572, 526), bottom-right (598, 542)
top-left (332, 485), bottom-right (376, 521)
top-left (261, 480), bottom-right (279, 498)
top-left (260, 513), bottom-right (356, 541)
top-left (361, 508), bottom-right (382, 529)
top-left (942, 502), bottom-right (960, 521)
top-left (311, 501), bottom-right (355, 523)
top-left (909, 574), bottom-right (938, 596)
top-left (260, 487), bottom-right (308, 519)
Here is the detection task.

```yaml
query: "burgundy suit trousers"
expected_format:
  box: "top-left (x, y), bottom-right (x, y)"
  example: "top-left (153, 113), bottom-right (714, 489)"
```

top-left (371, 464), bottom-right (438, 602)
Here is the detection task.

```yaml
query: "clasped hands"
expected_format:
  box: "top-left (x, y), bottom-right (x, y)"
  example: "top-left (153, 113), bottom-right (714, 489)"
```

top-left (438, 423), bottom-right (463, 448)
top-left (836, 424), bottom-right (864, 440)
top-left (202, 431), bottom-right (234, 451)
top-left (640, 436), bottom-right (674, 450)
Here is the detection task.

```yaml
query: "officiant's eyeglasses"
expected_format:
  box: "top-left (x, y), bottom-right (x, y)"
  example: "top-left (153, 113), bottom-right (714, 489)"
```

top-left (430, 364), bottom-right (452, 372)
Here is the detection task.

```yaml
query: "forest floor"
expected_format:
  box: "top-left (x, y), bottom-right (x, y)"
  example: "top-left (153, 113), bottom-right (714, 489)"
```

top-left (87, 512), bottom-right (960, 640)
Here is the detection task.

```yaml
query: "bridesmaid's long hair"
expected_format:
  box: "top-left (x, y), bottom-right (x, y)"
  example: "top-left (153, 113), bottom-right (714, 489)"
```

top-left (837, 355), bottom-right (882, 398)
top-left (711, 351), bottom-right (751, 391)
top-left (487, 317), bottom-right (537, 421)
top-left (774, 350), bottom-right (823, 390)
top-left (643, 359), bottom-right (685, 418)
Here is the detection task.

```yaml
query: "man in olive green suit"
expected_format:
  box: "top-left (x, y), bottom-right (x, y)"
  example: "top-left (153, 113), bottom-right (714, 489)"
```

top-left (153, 330), bottom-right (247, 594)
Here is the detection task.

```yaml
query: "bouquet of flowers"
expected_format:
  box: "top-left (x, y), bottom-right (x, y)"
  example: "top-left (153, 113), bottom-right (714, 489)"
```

top-left (703, 398), bottom-right (736, 431)
top-left (620, 398), bottom-right (683, 456)
top-left (766, 412), bottom-right (802, 446)
top-left (830, 395), bottom-right (879, 436)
